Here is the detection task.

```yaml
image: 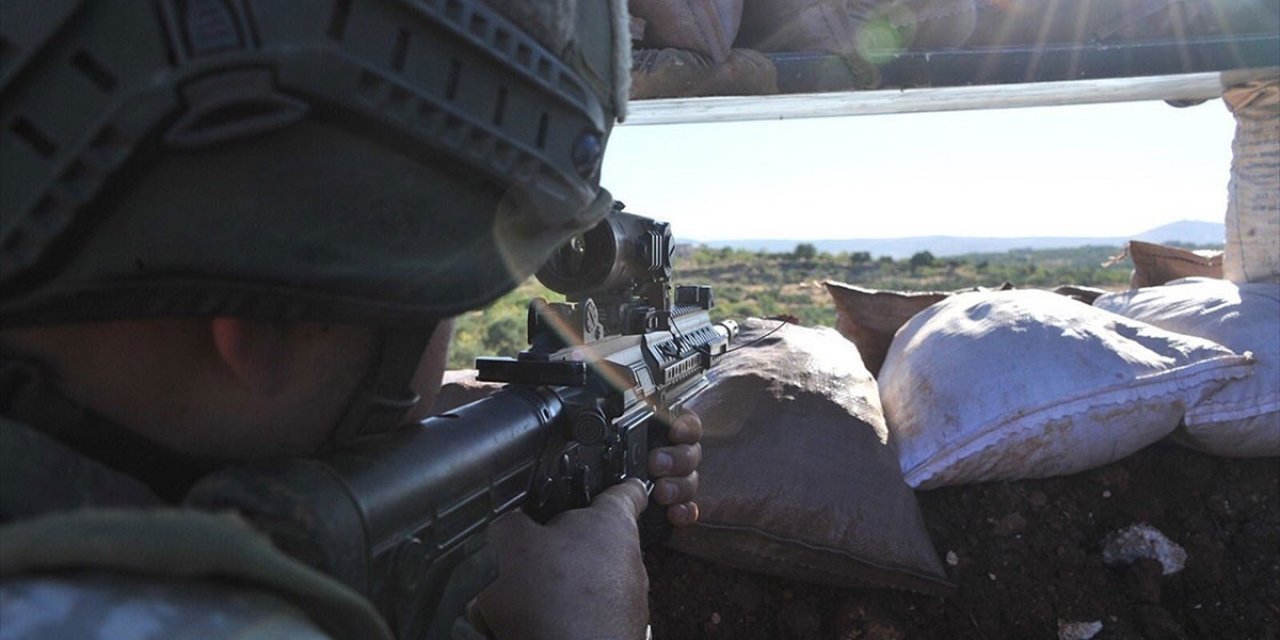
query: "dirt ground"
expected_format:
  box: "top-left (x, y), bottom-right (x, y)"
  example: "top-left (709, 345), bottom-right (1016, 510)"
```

top-left (645, 441), bottom-right (1280, 640)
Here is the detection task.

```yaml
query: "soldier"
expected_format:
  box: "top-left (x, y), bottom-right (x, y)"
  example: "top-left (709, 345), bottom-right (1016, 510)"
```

top-left (0, 1), bottom-right (700, 638)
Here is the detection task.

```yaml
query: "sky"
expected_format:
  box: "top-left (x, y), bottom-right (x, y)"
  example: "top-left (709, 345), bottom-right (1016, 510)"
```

top-left (600, 99), bottom-right (1237, 243)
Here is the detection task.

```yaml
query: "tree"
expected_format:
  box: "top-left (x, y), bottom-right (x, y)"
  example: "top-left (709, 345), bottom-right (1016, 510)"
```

top-left (849, 251), bottom-right (872, 265)
top-left (793, 243), bottom-right (818, 260)
top-left (909, 251), bottom-right (937, 269)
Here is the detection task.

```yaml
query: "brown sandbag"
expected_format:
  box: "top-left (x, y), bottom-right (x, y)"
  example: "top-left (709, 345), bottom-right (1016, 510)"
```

top-left (859, 0), bottom-right (1280, 51)
top-left (670, 318), bottom-right (951, 594)
top-left (738, 0), bottom-right (870, 55)
top-left (630, 47), bottom-right (778, 99)
top-left (629, 0), bottom-right (744, 63)
top-left (825, 281), bottom-right (949, 377)
top-left (1127, 240), bottom-right (1224, 289)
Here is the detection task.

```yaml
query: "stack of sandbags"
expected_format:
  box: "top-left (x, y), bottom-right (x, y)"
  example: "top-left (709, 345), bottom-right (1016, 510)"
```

top-left (433, 321), bottom-right (952, 592)
top-left (629, 0), bottom-right (1279, 97)
top-left (876, 290), bottom-right (1255, 489)
top-left (628, 0), bottom-right (777, 98)
top-left (672, 318), bottom-right (950, 593)
top-left (1224, 79), bottom-right (1280, 285)
top-left (1095, 279), bottom-right (1279, 457)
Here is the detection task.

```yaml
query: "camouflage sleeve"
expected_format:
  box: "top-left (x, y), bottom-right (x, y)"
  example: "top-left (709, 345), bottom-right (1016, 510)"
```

top-left (0, 572), bottom-right (332, 640)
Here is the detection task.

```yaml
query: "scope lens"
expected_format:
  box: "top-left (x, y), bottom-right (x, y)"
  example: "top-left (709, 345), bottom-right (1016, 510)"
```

top-left (546, 233), bottom-right (588, 278)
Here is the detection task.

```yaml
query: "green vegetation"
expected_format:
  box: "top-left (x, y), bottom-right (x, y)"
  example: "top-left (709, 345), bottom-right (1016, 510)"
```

top-left (445, 242), bottom-right (1219, 369)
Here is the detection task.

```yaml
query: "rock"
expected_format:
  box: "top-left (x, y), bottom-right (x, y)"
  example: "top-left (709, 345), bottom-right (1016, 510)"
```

top-left (1057, 619), bottom-right (1103, 640)
top-left (1102, 524), bottom-right (1187, 575)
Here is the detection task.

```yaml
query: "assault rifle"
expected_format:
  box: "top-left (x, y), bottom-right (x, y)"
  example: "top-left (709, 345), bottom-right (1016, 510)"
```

top-left (186, 204), bottom-right (737, 639)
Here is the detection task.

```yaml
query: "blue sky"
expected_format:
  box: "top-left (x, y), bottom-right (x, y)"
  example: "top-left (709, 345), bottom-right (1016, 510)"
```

top-left (601, 99), bottom-right (1236, 242)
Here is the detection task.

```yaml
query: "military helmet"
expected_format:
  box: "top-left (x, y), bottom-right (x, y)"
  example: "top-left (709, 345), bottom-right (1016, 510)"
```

top-left (1, 0), bottom-right (631, 326)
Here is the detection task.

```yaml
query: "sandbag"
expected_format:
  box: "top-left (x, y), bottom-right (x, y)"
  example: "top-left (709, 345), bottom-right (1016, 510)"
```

top-left (826, 281), bottom-right (949, 377)
top-left (629, 0), bottom-right (743, 63)
top-left (671, 318), bottom-right (950, 593)
top-left (880, 290), bottom-right (1254, 489)
top-left (738, 0), bottom-right (868, 55)
top-left (1095, 278), bottom-right (1280, 457)
top-left (630, 47), bottom-right (777, 99)
top-left (1224, 79), bottom-right (1280, 284)
top-left (1126, 240), bottom-right (1224, 289)
top-left (861, 0), bottom-right (1280, 50)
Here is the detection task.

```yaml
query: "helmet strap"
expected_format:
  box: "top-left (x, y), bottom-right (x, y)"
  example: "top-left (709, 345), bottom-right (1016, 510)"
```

top-left (326, 324), bottom-right (438, 448)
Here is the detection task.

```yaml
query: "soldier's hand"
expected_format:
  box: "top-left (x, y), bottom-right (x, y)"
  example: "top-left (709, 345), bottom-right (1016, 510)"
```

top-left (472, 479), bottom-right (650, 640)
top-left (649, 410), bottom-right (702, 527)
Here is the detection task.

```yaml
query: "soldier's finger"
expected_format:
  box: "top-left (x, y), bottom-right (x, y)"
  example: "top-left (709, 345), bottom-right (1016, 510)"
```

top-left (668, 411), bottom-right (703, 445)
top-left (667, 501), bottom-right (700, 528)
top-left (649, 443), bottom-right (701, 477)
top-left (653, 472), bottom-right (698, 506)
top-left (593, 477), bottom-right (648, 520)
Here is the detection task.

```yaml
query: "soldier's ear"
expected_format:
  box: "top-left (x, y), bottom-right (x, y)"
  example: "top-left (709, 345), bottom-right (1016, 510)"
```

top-left (210, 317), bottom-right (288, 396)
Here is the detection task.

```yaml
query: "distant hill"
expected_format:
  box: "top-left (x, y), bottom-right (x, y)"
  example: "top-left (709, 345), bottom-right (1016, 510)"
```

top-left (699, 220), bottom-right (1224, 259)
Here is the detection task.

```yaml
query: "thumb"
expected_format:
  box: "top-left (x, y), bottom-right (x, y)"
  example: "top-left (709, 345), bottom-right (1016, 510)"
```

top-left (593, 478), bottom-right (649, 520)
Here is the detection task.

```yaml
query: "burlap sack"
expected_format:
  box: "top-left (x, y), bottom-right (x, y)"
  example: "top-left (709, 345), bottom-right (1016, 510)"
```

top-left (1127, 240), bottom-right (1224, 288)
top-left (629, 0), bottom-right (743, 63)
top-left (875, 0), bottom-right (1280, 49)
top-left (826, 281), bottom-right (949, 377)
top-left (738, 0), bottom-right (869, 55)
top-left (670, 318), bottom-right (950, 594)
top-left (881, 290), bottom-right (1255, 489)
top-left (630, 47), bottom-right (778, 99)
top-left (1096, 278), bottom-right (1280, 457)
top-left (1224, 79), bottom-right (1280, 284)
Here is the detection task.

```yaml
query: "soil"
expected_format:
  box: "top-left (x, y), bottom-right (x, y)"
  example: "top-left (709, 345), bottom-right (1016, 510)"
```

top-left (645, 441), bottom-right (1280, 640)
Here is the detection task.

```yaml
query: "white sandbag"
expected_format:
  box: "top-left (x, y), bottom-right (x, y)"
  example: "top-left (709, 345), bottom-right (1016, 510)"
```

top-left (1224, 79), bottom-right (1280, 284)
top-left (880, 290), bottom-right (1254, 489)
top-left (1095, 278), bottom-right (1280, 457)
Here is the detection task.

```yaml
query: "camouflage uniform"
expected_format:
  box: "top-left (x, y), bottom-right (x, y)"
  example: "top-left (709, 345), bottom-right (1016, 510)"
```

top-left (0, 417), bottom-right (389, 639)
